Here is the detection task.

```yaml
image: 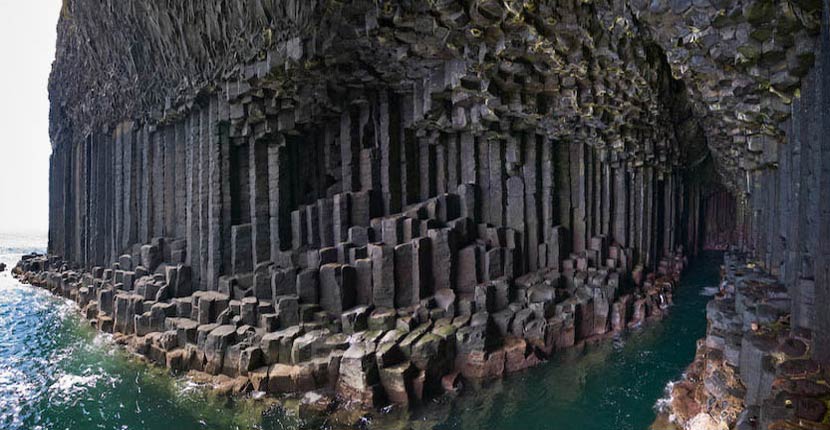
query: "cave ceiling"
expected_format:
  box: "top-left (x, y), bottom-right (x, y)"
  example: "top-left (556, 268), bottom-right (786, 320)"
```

top-left (49, 0), bottom-right (824, 195)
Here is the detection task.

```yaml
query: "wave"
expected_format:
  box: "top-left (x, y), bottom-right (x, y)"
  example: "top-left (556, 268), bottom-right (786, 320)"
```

top-left (653, 379), bottom-right (677, 422)
top-left (0, 232), bottom-right (48, 258)
top-left (0, 246), bottom-right (45, 255)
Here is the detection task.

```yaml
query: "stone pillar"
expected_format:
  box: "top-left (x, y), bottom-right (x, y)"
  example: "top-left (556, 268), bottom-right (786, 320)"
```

top-left (333, 193), bottom-right (351, 244)
top-left (369, 244), bottom-right (395, 308)
top-left (219, 98), bottom-right (233, 281)
top-left (379, 91), bottom-right (400, 214)
top-left (447, 133), bottom-right (460, 192)
top-left (163, 126), bottom-right (176, 239)
top-left (460, 132), bottom-right (476, 190)
top-left (477, 136), bottom-right (491, 224)
top-left (401, 94), bottom-right (419, 206)
top-left (207, 96), bottom-right (226, 290)
top-left (601, 158), bottom-right (611, 238)
top-left (231, 224), bottom-right (254, 275)
top-left (269, 136), bottom-right (294, 255)
top-left (77, 136), bottom-right (88, 265)
top-left (812, 5), bottom-right (830, 362)
top-left (428, 228), bottom-right (456, 293)
top-left (613, 163), bottom-right (628, 246)
top-left (488, 138), bottom-right (504, 227)
top-left (47, 137), bottom-right (64, 256)
top-left (153, 128), bottom-right (166, 238)
top-left (249, 138), bottom-right (271, 265)
top-left (523, 134), bottom-right (540, 272)
top-left (340, 108), bottom-right (359, 193)
top-left (185, 110), bottom-right (199, 284)
top-left (570, 141), bottom-right (586, 253)
top-left (643, 166), bottom-right (654, 268)
top-left (555, 140), bottom-right (571, 235)
top-left (541, 136), bottom-right (555, 242)
top-left (114, 124), bottom-right (123, 257)
top-left (318, 198), bottom-right (334, 248)
top-left (139, 126), bottom-right (151, 245)
top-left (436, 140), bottom-right (447, 195)
top-left (174, 122), bottom-right (187, 239)
top-left (419, 136), bottom-right (435, 201)
top-left (123, 122), bottom-right (137, 251)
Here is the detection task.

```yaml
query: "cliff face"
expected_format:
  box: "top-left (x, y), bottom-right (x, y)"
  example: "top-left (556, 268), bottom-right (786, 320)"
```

top-left (49, 0), bottom-right (719, 280)
top-left (43, 0), bottom-right (830, 417)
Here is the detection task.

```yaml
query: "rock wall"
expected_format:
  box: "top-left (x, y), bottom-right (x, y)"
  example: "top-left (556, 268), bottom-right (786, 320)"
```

top-left (48, 0), bottom-right (711, 282)
top-left (736, 2), bottom-right (830, 363)
top-left (660, 7), bottom-right (830, 427)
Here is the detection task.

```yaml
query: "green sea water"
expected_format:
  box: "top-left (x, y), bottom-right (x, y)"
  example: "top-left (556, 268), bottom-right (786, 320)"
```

top-left (0, 233), bottom-right (290, 430)
top-left (400, 252), bottom-right (722, 430)
top-left (0, 232), bottom-right (721, 430)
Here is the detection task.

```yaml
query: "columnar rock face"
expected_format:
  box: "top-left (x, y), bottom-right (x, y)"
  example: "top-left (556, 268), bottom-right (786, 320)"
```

top-left (635, 1), bottom-right (830, 368)
top-left (735, 7), bottom-right (830, 362)
top-left (47, 0), bottom-right (713, 286)
top-left (701, 189), bottom-right (739, 251)
top-left (40, 0), bottom-right (829, 416)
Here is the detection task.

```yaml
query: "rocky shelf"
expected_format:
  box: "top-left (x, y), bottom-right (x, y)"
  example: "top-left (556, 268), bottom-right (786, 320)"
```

top-left (16, 241), bottom-right (683, 418)
top-left (661, 252), bottom-right (830, 430)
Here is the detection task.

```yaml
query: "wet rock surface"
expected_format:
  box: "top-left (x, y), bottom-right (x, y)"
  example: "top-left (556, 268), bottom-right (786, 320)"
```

top-left (660, 252), bottom-right (830, 430)
top-left (16, 238), bottom-right (684, 417)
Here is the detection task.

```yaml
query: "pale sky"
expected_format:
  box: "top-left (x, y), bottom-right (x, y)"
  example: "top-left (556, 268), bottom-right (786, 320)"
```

top-left (0, 1), bottom-right (62, 234)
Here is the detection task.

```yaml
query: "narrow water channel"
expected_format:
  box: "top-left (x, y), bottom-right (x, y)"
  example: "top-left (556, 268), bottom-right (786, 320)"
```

top-left (398, 251), bottom-right (722, 430)
top-left (0, 232), bottom-right (721, 430)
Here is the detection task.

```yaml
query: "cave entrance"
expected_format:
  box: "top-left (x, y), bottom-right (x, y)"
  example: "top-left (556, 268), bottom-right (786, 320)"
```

top-left (701, 187), bottom-right (739, 251)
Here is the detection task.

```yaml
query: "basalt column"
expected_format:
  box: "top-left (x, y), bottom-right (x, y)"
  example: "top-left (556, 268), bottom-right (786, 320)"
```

top-left (701, 189), bottom-right (738, 251)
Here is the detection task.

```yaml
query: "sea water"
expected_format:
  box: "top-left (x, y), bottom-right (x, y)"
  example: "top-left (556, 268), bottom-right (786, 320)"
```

top-left (0, 233), bottom-right (289, 430)
top-left (0, 231), bottom-right (721, 430)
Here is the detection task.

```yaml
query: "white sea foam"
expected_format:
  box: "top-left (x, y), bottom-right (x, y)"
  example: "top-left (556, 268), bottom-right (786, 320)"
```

top-left (654, 377), bottom-right (682, 423)
top-left (51, 373), bottom-right (99, 395)
top-left (92, 331), bottom-right (115, 348)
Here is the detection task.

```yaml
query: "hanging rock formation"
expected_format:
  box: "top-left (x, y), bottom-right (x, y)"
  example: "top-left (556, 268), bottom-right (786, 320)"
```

top-left (28, 0), bottom-right (830, 422)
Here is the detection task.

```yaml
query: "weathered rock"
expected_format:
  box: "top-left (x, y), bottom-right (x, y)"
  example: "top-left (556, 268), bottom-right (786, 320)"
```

top-left (319, 264), bottom-right (356, 315)
top-left (336, 342), bottom-right (381, 407)
top-left (204, 325), bottom-right (237, 375)
top-left (113, 293), bottom-right (144, 334)
top-left (140, 245), bottom-right (161, 273)
top-left (261, 326), bottom-right (303, 365)
top-left (341, 305), bottom-right (372, 335)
